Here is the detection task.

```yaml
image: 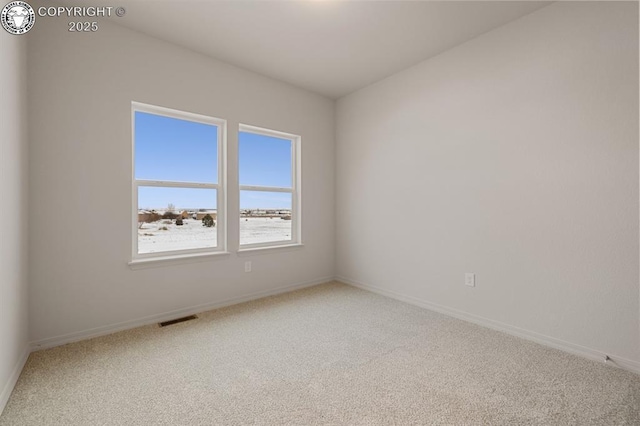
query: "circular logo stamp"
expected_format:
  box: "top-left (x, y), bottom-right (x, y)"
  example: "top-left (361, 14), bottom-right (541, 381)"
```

top-left (1, 1), bottom-right (35, 35)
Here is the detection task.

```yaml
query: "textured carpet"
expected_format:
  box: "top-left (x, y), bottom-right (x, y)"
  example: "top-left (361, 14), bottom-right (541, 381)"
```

top-left (1, 282), bottom-right (639, 425)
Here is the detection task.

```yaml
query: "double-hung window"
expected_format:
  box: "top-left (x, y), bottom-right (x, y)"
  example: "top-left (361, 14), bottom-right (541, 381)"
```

top-left (132, 102), bottom-right (226, 260)
top-left (239, 124), bottom-right (301, 248)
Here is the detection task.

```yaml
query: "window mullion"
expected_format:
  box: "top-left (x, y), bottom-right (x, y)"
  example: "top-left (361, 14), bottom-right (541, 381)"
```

top-left (239, 185), bottom-right (292, 193)
top-left (136, 180), bottom-right (218, 189)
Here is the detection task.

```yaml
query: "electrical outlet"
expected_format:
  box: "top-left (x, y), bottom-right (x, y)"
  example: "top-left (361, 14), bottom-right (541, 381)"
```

top-left (244, 261), bottom-right (252, 273)
top-left (465, 273), bottom-right (475, 287)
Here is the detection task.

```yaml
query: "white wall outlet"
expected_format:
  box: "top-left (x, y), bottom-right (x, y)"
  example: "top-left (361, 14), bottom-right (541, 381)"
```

top-left (244, 261), bottom-right (252, 273)
top-left (465, 273), bottom-right (475, 287)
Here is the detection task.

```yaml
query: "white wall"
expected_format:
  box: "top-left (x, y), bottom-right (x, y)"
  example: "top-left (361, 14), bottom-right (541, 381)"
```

top-left (28, 16), bottom-right (335, 344)
top-left (0, 33), bottom-right (29, 410)
top-left (336, 2), bottom-right (639, 364)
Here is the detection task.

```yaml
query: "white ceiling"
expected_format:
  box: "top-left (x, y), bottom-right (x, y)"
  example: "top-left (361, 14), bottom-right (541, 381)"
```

top-left (73, 1), bottom-right (552, 99)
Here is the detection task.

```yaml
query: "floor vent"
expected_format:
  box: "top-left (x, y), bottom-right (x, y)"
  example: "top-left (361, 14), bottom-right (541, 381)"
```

top-left (159, 315), bottom-right (198, 327)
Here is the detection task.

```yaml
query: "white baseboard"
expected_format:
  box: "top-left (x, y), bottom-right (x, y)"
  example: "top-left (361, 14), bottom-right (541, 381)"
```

top-left (337, 276), bottom-right (640, 376)
top-left (0, 344), bottom-right (30, 416)
top-left (31, 276), bottom-right (333, 351)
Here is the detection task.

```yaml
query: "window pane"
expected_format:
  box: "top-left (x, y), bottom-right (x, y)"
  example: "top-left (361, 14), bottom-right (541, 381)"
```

top-left (240, 191), bottom-right (292, 245)
top-left (138, 187), bottom-right (217, 254)
top-left (239, 131), bottom-right (291, 188)
top-left (135, 111), bottom-right (218, 183)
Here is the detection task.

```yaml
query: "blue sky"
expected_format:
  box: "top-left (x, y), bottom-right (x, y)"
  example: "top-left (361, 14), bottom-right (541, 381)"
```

top-left (239, 131), bottom-right (292, 210)
top-left (238, 131), bottom-right (291, 188)
top-left (135, 111), bottom-right (218, 183)
top-left (136, 112), bottom-right (292, 210)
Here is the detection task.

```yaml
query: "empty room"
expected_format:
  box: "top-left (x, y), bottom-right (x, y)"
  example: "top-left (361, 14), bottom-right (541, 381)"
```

top-left (1, 0), bottom-right (639, 424)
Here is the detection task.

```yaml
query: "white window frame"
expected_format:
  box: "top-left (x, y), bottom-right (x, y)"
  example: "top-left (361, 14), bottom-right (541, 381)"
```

top-left (238, 124), bottom-right (301, 250)
top-left (131, 101), bottom-right (227, 261)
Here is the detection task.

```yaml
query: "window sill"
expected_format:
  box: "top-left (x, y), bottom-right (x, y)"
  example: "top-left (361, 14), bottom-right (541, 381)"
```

top-left (237, 243), bottom-right (304, 256)
top-left (129, 251), bottom-right (231, 270)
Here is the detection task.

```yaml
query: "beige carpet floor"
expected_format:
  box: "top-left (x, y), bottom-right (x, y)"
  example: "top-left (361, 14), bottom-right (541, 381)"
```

top-left (1, 281), bottom-right (639, 425)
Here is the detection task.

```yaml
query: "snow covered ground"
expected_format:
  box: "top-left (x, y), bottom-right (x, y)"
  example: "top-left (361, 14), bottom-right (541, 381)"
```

top-left (138, 217), bottom-right (291, 254)
top-left (240, 217), bottom-right (292, 246)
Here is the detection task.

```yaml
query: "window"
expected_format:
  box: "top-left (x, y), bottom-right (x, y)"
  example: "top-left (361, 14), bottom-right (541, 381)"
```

top-left (132, 102), bottom-right (226, 260)
top-left (239, 124), bottom-right (301, 248)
